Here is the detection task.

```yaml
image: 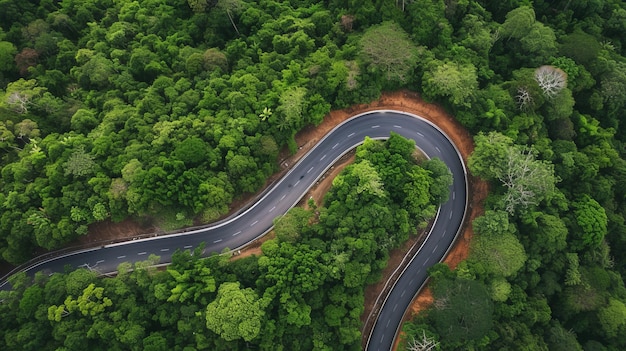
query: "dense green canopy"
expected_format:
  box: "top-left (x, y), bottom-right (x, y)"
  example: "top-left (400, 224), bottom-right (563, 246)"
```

top-left (1, 0), bottom-right (626, 350)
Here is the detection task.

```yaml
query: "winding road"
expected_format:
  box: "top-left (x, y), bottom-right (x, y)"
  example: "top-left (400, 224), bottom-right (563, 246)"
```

top-left (0, 110), bottom-right (467, 351)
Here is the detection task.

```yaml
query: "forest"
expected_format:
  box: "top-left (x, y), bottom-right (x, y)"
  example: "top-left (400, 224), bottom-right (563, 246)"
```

top-left (1, 0), bottom-right (626, 350)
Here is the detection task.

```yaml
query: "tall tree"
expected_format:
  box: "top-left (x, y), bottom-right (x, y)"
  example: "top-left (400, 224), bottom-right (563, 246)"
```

top-left (469, 132), bottom-right (557, 214)
top-left (430, 276), bottom-right (494, 345)
top-left (422, 60), bottom-right (478, 107)
top-left (205, 282), bottom-right (266, 342)
top-left (359, 21), bottom-right (419, 83)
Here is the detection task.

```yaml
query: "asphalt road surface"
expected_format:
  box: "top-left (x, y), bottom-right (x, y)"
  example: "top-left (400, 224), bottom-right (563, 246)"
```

top-left (0, 110), bottom-right (467, 351)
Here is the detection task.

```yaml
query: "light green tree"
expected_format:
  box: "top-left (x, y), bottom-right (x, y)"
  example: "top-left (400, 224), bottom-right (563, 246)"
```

top-left (470, 231), bottom-right (527, 277)
top-left (500, 6), bottom-right (536, 39)
top-left (3, 79), bottom-right (45, 114)
top-left (47, 283), bottom-right (112, 321)
top-left (359, 21), bottom-right (419, 83)
top-left (0, 41), bottom-right (17, 72)
top-left (598, 298), bottom-right (626, 338)
top-left (64, 146), bottom-right (97, 177)
top-left (422, 60), bottom-right (478, 107)
top-left (570, 195), bottom-right (607, 251)
top-left (205, 282), bottom-right (266, 342)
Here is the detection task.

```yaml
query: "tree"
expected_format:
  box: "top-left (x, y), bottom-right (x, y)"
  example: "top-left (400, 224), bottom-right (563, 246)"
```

top-left (187, 0), bottom-right (209, 13)
top-left (205, 282), bottom-right (266, 342)
top-left (276, 86), bottom-right (307, 134)
top-left (0, 41), bottom-right (17, 73)
top-left (422, 60), bottom-right (478, 107)
top-left (70, 109), bottom-right (99, 133)
top-left (3, 78), bottom-right (44, 114)
top-left (203, 48), bottom-right (228, 72)
top-left (72, 53), bottom-right (115, 89)
top-left (534, 65), bottom-right (567, 99)
top-left (405, 0), bottom-right (452, 48)
top-left (359, 21), bottom-right (419, 83)
top-left (598, 298), bottom-right (626, 338)
top-left (430, 277), bottom-right (493, 344)
top-left (546, 322), bottom-right (584, 351)
top-left (500, 6), bottom-right (536, 39)
top-left (0, 121), bottom-right (16, 149)
top-left (273, 207), bottom-right (311, 243)
top-left (14, 48), bottom-right (38, 76)
top-left (64, 146), bottom-right (97, 177)
top-left (472, 210), bottom-right (510, 237)
top-left (569, 195), bottom-right (607, 251)
top-left (406, 330), bottom-right (440, 351)
top-left (470, 231), bottom-right (527, 277)
top-left (142, 333), bottom-right (169, 351)
top-left (403, 166), bottom-right (436, 224)
top-left (469, 132), bottom-right (557, 214)
top-left (14, 119), bottom-right (40, 140)
top-left (216, 0), bottom-right (246, 35)
top-left (156, 248), bottom-right (216, 304)
top-left (520, 23), bottom-right (557, 60)
top-left (173, 137), bottom-right (209, 166)
top-left (422, 158), bottom-right (453, 203)
top-left (47, 283), bottom-right (112, 321)
top-left (515, 86), bottom-right (534, 111)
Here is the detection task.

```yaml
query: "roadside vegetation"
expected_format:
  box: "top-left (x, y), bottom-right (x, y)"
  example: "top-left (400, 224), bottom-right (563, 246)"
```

top-left (1, 134), bottom-right (450, 350)
top-left (1, 0), bottom-right (626, 350)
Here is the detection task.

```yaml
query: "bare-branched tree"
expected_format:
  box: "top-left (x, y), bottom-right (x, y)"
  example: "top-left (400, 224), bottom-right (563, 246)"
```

top-left (406, 331), bottom-right (439, 351)
top-left (7, 92), bottom-right (31, 114)
top-left (499, 146), bottom-right (555, 214)
top-left (534, 65), bottom-right (567, 98)
top-left (515, 86), bottom-right (533, 110)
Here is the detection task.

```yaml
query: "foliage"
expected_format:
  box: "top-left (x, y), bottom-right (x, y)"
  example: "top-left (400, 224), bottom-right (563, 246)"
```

top-left (359, 21), bottom-right (419, 84)
top-left (205, 282), bottom-right (266, 342)
top-left (1, 1), bottom-right (626, 350)
top-left (0, 133), bottom-right (446, 350)
top-left (469, 132), bottom-right (557, 214)
top-left (422, 60), bottom-right (479, 107)
top-left (430, 275), bottom-right (494, 346)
